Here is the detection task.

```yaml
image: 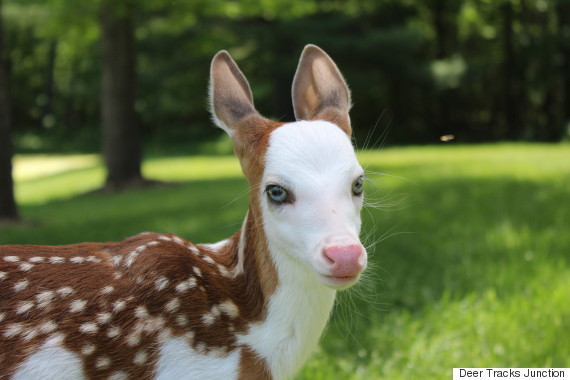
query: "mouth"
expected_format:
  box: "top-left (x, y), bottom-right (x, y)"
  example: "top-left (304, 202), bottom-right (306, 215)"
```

top-left (319, 273), bottom-right (360, 289)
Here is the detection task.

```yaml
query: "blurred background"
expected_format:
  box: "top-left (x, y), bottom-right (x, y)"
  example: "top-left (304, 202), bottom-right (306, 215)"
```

top-left (1, 1), bottom-right (569, 378)
top-left (2, 0), bottom-right (570, 153)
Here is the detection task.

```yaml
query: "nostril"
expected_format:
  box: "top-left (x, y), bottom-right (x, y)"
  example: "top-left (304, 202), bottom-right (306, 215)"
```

top-left (322, 249), bottom-right (335, 265)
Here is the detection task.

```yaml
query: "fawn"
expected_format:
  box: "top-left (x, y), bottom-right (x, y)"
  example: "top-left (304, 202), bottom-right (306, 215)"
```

top-left (0, 45), bottom-right (367, 380)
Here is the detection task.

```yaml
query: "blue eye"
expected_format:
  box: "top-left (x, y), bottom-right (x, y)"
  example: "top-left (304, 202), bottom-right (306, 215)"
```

top-left (266, 185), bottom-right (289, 204)
top-left (352, 176), bottom-right (364, 196)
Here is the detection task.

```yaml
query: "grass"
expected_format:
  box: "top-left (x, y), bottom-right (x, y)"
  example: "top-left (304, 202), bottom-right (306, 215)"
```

top-left (2, 143), bottom-right (569, 379)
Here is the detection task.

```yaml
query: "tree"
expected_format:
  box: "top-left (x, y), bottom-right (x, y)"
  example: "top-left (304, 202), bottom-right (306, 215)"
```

top-left (0, 0), bottom-right (18, 222)
top-left (100, 0), bottom-right (144, 189)
top-left (557, 0), bottom-right (570, 140)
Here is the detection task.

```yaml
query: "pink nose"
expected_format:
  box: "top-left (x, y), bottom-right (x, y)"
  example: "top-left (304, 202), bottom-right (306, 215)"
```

top-left (323, 244), bottom-right (365, 277)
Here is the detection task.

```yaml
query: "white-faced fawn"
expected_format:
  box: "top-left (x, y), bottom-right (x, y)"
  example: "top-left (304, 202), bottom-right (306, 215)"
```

top-left (0, 45), bottom-right (367, 380)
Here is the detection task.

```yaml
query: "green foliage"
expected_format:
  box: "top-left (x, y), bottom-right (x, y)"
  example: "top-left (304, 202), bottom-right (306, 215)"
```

top-left (2, 0), bottom-right (569, 152)
top-left (2, 143), bottom-right (569, 378)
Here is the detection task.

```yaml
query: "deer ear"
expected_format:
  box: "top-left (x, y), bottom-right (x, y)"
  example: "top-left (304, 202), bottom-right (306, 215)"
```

top-left (209, 51), bottom-right (259, 135)
top-left (292, 45), bottom-right (352, 135)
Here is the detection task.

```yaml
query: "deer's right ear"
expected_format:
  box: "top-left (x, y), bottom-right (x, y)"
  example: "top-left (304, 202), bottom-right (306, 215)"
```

top-left (209, 51), bottom-right (259, 135)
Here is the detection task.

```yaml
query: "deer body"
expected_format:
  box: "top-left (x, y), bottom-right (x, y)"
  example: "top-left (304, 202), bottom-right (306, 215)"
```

top-left (0, 45), bottom-right (367, 380)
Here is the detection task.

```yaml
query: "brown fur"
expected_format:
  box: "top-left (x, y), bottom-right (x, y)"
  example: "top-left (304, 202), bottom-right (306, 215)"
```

top-left (0, 217), bottom-right (273, 379)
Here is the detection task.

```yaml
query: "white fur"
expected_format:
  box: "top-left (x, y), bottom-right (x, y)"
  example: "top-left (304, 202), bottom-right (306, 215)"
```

top-left (238, 259), bottom-right (335, 379)
top-left (262, 121), bottom-right (366, 286)
top-left (239, 121), bottom-right (366, 379)
top-left (12, 344), bottom-right (86, 380)
top-left (155, 337), bottom-right (240, 379)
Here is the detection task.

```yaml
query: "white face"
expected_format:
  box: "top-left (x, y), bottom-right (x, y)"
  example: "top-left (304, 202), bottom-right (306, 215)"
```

top-left (261, 121), bottom-right (367, 290)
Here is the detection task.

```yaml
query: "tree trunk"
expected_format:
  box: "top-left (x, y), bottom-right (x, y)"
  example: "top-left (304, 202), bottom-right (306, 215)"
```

top-left (100, 1), bottom-right (143, 190)
top-left (502, 1), bottom-right (522, 140)
top-left (558, 1), bottom-right (570, 140)
top-left (40, 40), bottom-right (57, 129)
top-left (0, 0), bottom-right (18, 222)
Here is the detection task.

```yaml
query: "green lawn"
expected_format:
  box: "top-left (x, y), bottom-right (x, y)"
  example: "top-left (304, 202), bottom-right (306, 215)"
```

top-left (2, 143), bottom-right (569, 379)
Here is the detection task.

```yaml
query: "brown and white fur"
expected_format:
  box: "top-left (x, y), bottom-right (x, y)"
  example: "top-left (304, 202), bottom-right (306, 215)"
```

top-left (0, 45), bottom-right (367, 380)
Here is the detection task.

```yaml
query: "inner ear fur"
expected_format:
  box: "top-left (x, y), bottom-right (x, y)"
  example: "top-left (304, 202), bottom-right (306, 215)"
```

top-left (209, 50), bottom-right (261, 135)
top-left (292, 45), bottom-right (352, 135)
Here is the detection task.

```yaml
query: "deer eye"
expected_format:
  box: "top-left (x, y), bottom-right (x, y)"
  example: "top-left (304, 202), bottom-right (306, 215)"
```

top-left (266, 185), bottom-right (289, 204)
top-left (352, 176), bottom-right (364, 196)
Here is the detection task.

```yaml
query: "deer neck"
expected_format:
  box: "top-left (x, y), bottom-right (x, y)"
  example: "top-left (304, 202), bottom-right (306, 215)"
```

top-left (235, 205), bottom-right (337, 380)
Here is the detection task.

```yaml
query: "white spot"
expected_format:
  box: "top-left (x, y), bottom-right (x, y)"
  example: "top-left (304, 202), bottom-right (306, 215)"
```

top-left (81, 344), bottom-right (96, 356)
top-left (155, 276), bottom-right (169, 291)
top-left (4, 256), bottom-right (20, 262)
top-left (70, 257), bottom-right (85, 264)
top-left (95, 356), bottom-right (111, 369)
top-left (202, 239), bottom-right (229, 252)
top-left (175, 277), bottom-right (197, 293)
top-left (109, 371), bottom-right (129, 380)
top-left (203, 256), bottom-right (216, 265)
top-left (19, 262), bottom-right (34, 272)
top-left (114, 272), bottom-right (122, 280)
top-left (165, 298), bottom-right (180, 313)
top-left (125, 245), bottom-right (147, 267)
top-left (22, 328), bottom-right (39, 342)
top-left (100, 285), bottom-right (114, 295)
top-left (217, 265), bottom-right (231, 278)
top-left (158, 327), bottom-right (172, 342)
top-left (209, 347), bottom-right (228, 358)
top-left (188, 245), bottom-right (200, 255)
top-left (193, 267), bottom-right (202, 277)
top-left (0, 271), bottom-right (7, 280)
top-left (158, 235), bottom-right (173, 242)
top-left (69, 299), bottom-right (87, 313)
top-left (13, 279), bottom-right (29, 292)
top-left (4, 323), bottom-right (24, 338)
top-left (183, 331), bottom-right (195, 341)
top-left (135, 276), bottom-right (144, 284)
top-left (175, 315), bottom-right (188, 327)
top-left (45, 332), bottom-right (65, 347)
top-left (112, 300), bottom-right (127, 313)
top-left (195, 342), bottom-right (207, 354)
top-left (36, 291), bottom-right (55, 308)
top-left (49, 256), bottom-right (65, 264)
top-left (135, 306), bottom-right (149, 319)
top-left (126, 331), bottom-right (141, 347)
top-left (107, 326), bottom-right (121, 339)
top-left (172, 236), bottom-right (185, 246)
top-left (17, 301), bottom-right (35, 314)
top-left (79, 322), bottom-right (99, 334)
top-left (39, 320), bottom-right (57, 334)
top-left (141, 316), bottom-right (165, 333)
top-left (133, 351), bottom-right (148, 365)
top-left (202, 306), bottom-right (221, 326)
top-left (147, 241), bottom-right (160, 247)
top-left (219, 300), bottom-right (239, 319)
top-left (0, 312), bottom-right (5, 322)
top-left (112, 255), bottom-right (122, 266)
top-left (97, 312), bottom-right (112, 324)
top-left (28, 257), bottom-right (45, 263)
top-left (56, 287), bottom-right (74, 297)
top-left (86, 256), bottom-right (101, 263)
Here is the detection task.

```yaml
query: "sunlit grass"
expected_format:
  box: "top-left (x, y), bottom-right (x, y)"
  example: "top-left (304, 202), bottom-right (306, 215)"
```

top-left (3, 143), bottom-right (569, 379)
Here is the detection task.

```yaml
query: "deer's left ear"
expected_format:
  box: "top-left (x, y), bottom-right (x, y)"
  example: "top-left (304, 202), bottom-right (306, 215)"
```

top-left (292, 45), bottom-right (352, 135)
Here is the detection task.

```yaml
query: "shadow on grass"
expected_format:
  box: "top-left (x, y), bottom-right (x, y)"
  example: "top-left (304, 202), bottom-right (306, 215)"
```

top-left (1, 177), bottom-right (250, 246)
